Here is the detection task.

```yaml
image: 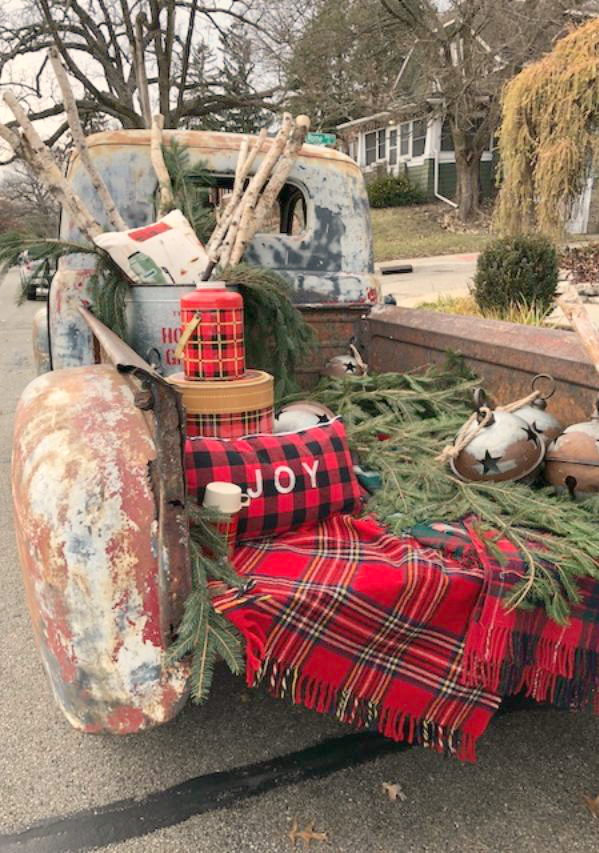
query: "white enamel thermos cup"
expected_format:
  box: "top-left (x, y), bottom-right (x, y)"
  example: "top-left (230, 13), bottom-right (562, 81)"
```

top-left (202, 482), bottom-right (250, 557)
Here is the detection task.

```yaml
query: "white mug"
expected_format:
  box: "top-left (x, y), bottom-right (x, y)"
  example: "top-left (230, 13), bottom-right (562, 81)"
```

top-left (203, 481), bottom-right (251, 514)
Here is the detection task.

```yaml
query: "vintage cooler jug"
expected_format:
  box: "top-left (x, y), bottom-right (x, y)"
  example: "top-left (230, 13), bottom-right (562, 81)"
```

top-left (179, 285), bottom-right (245, 381)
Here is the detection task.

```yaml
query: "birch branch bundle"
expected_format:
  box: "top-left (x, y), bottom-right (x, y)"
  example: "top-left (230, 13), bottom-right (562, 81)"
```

top-left (230, 115), bottom-right (310, 266)
top-left (203, 114), bottom-right (310, 279)
top-left (2, 92), bottom-right (104, 242)
top-left (0, 45), bottom-right (133, 243)
top-left (48, 48), bottom-right (127, 232)
top-left (204, 127), bottom-right (267, 265)
top-left (218, 113), bottom-right (293, 270)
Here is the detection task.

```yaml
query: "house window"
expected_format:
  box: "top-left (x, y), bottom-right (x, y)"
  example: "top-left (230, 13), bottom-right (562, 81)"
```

top-left (440, 119), bottom-right (454, 152)
top-left (377, 129), bottom-right (386, 160)
top-left (365, 131), bottom-right (377, 166)
top-left (412, 119), bottom-right (427, 157)
top-left (399, 123), bottom-right (410, 157)
top-left (389, 129), bottom-right (397, 165)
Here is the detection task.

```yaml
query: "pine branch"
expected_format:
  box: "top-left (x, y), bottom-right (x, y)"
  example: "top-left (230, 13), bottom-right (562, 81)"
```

top-left (308, 363), bottom-right (599, 624)
top-left (222, 262), bottom-right (317, 400)
top-left (168, 506), bottom-right (246, 703)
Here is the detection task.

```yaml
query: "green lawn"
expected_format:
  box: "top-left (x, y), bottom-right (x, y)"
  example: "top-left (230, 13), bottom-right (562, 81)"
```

top-left (371, 203), bottom-right (491, 262)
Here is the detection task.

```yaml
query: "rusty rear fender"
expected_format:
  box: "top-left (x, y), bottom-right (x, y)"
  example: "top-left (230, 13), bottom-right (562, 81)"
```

top-left (12, 364), bottom-right (191, 733)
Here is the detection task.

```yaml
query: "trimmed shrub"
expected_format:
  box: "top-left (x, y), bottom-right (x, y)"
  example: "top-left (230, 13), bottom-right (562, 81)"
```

top-left (472, 235), bottom-right (558, 313)
top-left (367, 173), bottom-right (424, 208)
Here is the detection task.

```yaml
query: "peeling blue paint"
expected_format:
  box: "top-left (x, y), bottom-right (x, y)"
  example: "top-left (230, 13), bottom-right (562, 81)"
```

top-left (50, 130), bottom-right (378, 371)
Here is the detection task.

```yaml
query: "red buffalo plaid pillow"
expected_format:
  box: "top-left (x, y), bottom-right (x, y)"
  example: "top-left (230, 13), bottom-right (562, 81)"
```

top-left (185, 418), bottom-right (362, 541)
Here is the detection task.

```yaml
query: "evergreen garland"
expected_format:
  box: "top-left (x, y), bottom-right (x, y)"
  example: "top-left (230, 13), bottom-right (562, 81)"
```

top-left (88, 254), bottom-right (131, 340)
top-left (167, 505), bottom-right (246, 702)
top-left (162, 141), bottom-right (216, 244)
top-left (221, 263), bottom-right (316, 400)
top-left (304, 364), bottom-right (599, 624)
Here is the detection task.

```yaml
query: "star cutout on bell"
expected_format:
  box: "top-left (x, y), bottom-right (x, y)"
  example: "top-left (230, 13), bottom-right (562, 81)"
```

top-left (344, 361), bottom-right (356, 373)
top-left (317, 413), bottom-right (329, 424)
top-left (478, 449), bottom-right (502, 475)
top-left (522, 424), bottom-right (539, 444)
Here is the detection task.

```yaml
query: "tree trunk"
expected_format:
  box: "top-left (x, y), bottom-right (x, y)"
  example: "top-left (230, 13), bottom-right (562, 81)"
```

top-left (454, 148), bottom-right (482, 222)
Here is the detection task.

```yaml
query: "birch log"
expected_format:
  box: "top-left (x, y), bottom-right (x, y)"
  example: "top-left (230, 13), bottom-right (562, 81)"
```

top-left (219, 115), bottom-right (293, 270)
top-left (230, 115), bottom-right (310, 265)
top-left (151, 114), bottom-right (175, 214)
top-left (558, 297), bottom-right (599, 377)
top-left (48, 48), bottom-right (127, 231)
top-left (232, 136), bottom-right (249, 197)
top-left (3, 93), bottom-right (103, 241)
top-left (135, 14), bottom-right (152, 129)
top-left (205, 128), bottom-right (267, 262)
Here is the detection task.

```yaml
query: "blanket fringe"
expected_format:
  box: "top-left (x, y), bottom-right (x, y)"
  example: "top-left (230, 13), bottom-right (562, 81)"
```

top-left (251, 656), bottom-right (478, 762)
top-left (463, 626), bottom-right (599, 709)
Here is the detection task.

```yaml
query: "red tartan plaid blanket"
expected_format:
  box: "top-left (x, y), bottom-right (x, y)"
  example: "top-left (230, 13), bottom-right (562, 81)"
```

top-left (211, 514), bottom-right (599, 762)
top-left (211, 514), bottom-right (501, 761)
top-left (411, 520), bottom-right (599, 710)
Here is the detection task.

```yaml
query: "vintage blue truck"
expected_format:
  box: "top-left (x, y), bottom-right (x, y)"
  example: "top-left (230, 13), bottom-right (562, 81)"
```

top-left (14, 129), bottom-right (379, 733)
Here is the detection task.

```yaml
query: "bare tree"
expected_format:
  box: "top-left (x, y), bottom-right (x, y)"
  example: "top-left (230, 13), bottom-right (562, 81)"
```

top-left (0, 0), bottom-right (280, 163)
top-left (380, 0), bottom-right (591, 221)
top-left (0, 160), bottom-right (61, 235)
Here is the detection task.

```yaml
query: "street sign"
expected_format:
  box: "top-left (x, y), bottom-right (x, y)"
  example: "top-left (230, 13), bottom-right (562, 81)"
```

top-left (305, 132), bottom-right (336, 147)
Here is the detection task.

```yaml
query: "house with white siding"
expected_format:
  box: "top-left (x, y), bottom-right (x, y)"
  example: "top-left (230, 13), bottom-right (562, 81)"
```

top-left (337, 4), bottom-right (599, 230)
top-left (338, 109), bottom-right (495, 205)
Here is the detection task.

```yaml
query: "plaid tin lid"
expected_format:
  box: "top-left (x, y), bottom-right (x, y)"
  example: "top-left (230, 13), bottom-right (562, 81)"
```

top-left (167, 369), bottom-right (273, 414)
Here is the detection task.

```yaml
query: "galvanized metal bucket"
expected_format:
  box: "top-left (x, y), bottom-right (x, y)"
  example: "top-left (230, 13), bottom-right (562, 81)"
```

top-left (125, 285), bottom-right (194, 375)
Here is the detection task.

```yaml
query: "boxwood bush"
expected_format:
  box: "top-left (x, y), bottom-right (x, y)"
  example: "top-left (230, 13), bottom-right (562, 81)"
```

top-left (472, 235), bottom-right (558, 314)
top-left (367, 173), bottom-right (424, 208)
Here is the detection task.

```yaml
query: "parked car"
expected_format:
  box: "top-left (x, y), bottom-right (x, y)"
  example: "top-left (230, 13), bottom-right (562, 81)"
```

top-left (19, 252), bottom-right (52, 300)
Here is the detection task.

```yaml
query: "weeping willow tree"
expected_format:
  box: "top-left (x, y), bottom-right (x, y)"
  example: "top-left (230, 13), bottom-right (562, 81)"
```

top-left (494, 18), bottom-right (599, 238)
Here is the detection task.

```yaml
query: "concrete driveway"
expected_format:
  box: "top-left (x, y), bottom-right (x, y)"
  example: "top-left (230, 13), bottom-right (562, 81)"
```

top-left (2, 268), bottom-right (599, 853)
top-left (377, 253), bottom-right (477, 306)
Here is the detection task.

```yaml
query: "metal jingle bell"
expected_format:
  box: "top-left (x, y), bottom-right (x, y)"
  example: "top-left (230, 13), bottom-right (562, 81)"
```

top-left (322, 342), bottom-right (368, 379)
top-left (274, 400), bottom-right (336, 433)
top-left (510, 374), bottom-right (562, 444)
top-left (544, 393), bottom-right (599, 499)
top-left (450, 388), bottom-right (546, 484)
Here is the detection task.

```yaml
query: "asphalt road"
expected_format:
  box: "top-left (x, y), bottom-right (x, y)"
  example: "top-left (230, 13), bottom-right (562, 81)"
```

top-left (2, 268), bottom-right (599, 853)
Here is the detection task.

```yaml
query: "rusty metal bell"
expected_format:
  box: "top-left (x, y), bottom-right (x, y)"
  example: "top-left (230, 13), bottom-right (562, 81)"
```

top-left (544, 394), bottom-right (599, 499)
top-left (450, 389), bottom-right (546, 483)
top-left (275, 400), bottom-right (336, 433)
top-left (510, 374), bottom-right (562, 444)
top-left (322, 355), bottom-right (365, 378)
top-left (322, 342), bottom-right (368, 379)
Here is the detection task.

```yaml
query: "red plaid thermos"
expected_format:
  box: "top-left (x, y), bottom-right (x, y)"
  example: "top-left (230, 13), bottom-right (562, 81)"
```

top-left (178, 284), bottom-right (245, 380)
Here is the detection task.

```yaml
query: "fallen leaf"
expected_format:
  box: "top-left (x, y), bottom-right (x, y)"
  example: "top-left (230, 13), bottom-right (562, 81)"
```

top-left (289, 818), bottom-right (299, 849)
top-left (584, 793), bottom-right (599, 818)
top-left (289, 818), bottom-right (328, 849)
top-left (382, 782), bottom-right (407, 802)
